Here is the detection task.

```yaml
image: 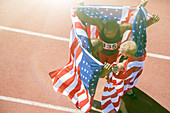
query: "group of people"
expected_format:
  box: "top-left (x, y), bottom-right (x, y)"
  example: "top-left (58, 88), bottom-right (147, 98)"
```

top-left (74, 0), bottom-right (160, 113)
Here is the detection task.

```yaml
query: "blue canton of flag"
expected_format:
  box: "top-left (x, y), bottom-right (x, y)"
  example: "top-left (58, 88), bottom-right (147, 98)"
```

top-left (77, 34), bottom-right (92, 54)
top-left (79, 5), bottom-right (123, 23)
top-left (79, 45), bottom-right (103, 96)
top-left (132, 6), bottom-right (147, 57)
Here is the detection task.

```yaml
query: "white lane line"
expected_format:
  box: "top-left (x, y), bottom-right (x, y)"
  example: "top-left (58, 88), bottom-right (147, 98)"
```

top-left (0, 26), bottom-right (70, 42)
top-left (147, 53), bottom-right (170, 60)
top-left (0, 95), bottom-right (81, 113)
top-left (0, 26), bottom-right (170, 60)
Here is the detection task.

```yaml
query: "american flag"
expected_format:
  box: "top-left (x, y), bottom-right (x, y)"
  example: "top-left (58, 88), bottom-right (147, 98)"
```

top-left (78, 5), bottom-right (151, 44)
top-left (132, 7), bottom-right (147, 57)
top-left (49, 8), bottom-right (104, 113)
top-left (101, 6), bottom-right (147, 113)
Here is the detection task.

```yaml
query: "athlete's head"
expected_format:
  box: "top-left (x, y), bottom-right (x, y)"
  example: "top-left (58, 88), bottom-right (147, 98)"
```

top-left (119, 41), bottom-right (138, 57)
top-left (90, 38), bottom-right (103, 53)
top-left (104, 19), bottom-right (119, 39)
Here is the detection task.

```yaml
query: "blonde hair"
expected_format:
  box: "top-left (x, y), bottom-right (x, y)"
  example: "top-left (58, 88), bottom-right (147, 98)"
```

top-left (122, 41), bottom-right (138, 56)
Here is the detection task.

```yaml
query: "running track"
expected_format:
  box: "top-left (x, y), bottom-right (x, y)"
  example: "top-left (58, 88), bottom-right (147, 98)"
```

top-left (0, 0), bottom-right (169, 113)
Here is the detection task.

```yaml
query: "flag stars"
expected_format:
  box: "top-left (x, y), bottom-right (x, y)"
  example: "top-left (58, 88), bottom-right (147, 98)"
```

top-left (115, 9), bottom-right (118, 12)
top-left (110, 13), bottom-right (113, 15)
top-left (84, 68), bottom-right (86, 72)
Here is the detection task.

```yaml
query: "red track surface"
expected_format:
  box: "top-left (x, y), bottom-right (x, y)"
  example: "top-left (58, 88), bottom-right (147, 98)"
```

top-left (0, 0), bottom-right (169, 113)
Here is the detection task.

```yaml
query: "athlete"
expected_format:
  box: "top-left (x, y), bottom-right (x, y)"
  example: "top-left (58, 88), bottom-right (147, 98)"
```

top-left (74, 0), bottom-right (155, 64)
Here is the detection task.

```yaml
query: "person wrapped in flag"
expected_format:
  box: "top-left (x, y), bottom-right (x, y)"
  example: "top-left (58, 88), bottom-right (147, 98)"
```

top-left (49, 1), bottom-right (159, 113)
top-left (74, 0), bottom-right (160, 100)
top-left (100, 5), bottom-right (159, 113)
top-left (74, 0), bottom-right (158, 65)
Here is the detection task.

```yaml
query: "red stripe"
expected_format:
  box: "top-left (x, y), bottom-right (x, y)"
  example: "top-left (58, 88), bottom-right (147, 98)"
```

top-left (116, 67), bottom-right (142, 79)
top-left (121, 8), bottom-right (136, 24)
top-left (77, 90), bottom-right (85, 97)
top-left (109, 109), bottom-right (117, 113)
top-left (112, 98), bottom-right (120, 108)
top-left (128, 53), bottom-right (146, 62)
top-left (111, 92), bottom-right (118, 98)
top-left (86, 26), bottom-right (91, 38)
top-left (134, 69), bottom-right (143, 80)
top-left (95, 28), bottom-right (99, 38)
top-left (103, 86), bottom-right (115, 92)
top-left (116, 86), bottom-right (124, 94)
top-left (124, 77), bottom-right (133, 85)
top-left (70, 38), bottom-right (78, 58)
top-left (52, 61), bottom-right (74, 85)
top-left (102, 90), bottom-right (118, 101)
top-left (101, 99), bottom-right (112, 110)
top-left (49, 68), bottom-right (62, 79)
top-left (58, 69), bottom-right (76, 93)
top-left (75, 22), bottom-right (86, 31)
top-left (76, 46), bottom-right (82, 59)
top-left (79, 89), bottom-right (90, 108)
top-left (72, 11), bottom-right (77, 17)
top-left (68, 72), bottom-right (82, 99)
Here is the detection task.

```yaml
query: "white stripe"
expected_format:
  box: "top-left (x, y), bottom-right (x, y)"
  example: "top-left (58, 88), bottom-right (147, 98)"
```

top-left (102, 89), bottom-right (116, 97)
top-left (69, 27), bottom-right (76, 48)
top-left (63, 73), bottom-right (79, 98)
top-left (0, 26), bottom-right (70, 42)
top-left (75, 28), bottom-right (88, 37)
top-left (126, 61), bottom-right (144, 70)
top-left (0, 95), bottom-right (81, 113)
top-left (147, 53), bottom-right (170, 60)
top-left (0, 26), bottom-right (169, 60)
top-left (101, 97), bottom-right (111, 105)
top-left (53, 68), bottom-right (74, 92)
top-left (102, 103), bottom-right (115, 113)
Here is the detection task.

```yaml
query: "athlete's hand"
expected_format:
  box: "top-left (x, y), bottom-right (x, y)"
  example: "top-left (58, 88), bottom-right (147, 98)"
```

top-left (100, 62), bottom-right (112, 78)
top-left (138, 0), bottom-right (148, 9)
top-left (151, 14), bottom-right (160, 23)
top-left (73, 1), bottom-right (84, 9)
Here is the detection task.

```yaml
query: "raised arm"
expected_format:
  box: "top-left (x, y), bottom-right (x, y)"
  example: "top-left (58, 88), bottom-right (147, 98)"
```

top-left (75, 8), bottom-right (104, 31)
top-left (146, 14), bottom-right (160, 27)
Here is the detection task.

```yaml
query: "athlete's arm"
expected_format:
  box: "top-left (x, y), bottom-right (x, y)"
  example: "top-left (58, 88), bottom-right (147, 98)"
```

top-left (75, 9), bottom-right (104, 31)
top-left (146, 14), bottom-right (160, 27)
top-left (120, 23), bottom-right (132, 37)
